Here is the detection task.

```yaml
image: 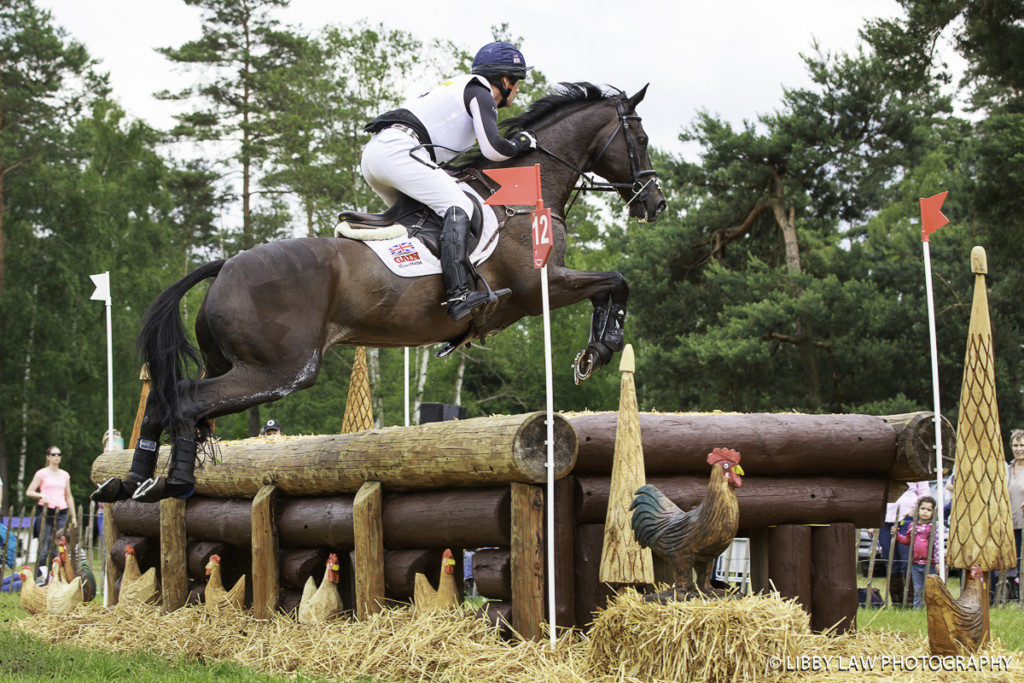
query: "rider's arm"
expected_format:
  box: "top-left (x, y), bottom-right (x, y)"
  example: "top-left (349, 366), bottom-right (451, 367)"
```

top-left (465, 81), bottom-right (528, 161)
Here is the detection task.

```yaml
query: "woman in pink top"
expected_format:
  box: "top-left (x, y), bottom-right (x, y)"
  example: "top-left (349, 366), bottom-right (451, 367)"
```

top-left (25, 446), bottom-right (75, 576)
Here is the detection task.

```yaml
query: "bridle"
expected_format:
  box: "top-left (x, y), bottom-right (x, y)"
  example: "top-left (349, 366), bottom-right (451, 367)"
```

top-left (536, 95), bottom-right (660, 217)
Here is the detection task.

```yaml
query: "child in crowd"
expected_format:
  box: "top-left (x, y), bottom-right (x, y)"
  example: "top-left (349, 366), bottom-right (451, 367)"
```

top-left (897, 496), bottom-right (940, 607)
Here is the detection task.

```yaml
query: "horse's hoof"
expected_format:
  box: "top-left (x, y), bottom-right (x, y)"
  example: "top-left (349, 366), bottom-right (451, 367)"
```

top-left (132, 477), bottom-right (195, 503)
top-left (90, 477), bottom-right (135, 503)
top-left (573, 348), bottom-right (596, 385)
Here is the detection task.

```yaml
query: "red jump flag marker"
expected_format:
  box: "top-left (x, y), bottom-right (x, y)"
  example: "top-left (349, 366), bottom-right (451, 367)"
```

top-left (483, 166), bottom-right (541, 207)
top-left (919, 191), bottom-right (949, 242)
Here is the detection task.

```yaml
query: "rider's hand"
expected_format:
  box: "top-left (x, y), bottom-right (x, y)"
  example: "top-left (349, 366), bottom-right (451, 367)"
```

top-left (512, 131), bottom-right (538, 153)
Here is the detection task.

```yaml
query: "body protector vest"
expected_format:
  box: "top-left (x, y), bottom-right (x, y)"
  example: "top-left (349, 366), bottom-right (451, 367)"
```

top-left (402, 74), bottom-right (491, 163)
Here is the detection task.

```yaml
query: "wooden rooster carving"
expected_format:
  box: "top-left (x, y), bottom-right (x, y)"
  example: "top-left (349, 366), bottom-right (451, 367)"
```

top-left (926, 567), bottom-right (988, 654)
top-left (630, 447), bottom-right (744, 597)
top-left (414, 549), bottom-right (460, 611)
top-left (45, 555), bottom-right (83, 614)
top-left (118, 544), bottom-right (160, 606)
top-left (204, 554), bottom-right (246, 613)
top-left (298, 553), bottom-right (343, 623)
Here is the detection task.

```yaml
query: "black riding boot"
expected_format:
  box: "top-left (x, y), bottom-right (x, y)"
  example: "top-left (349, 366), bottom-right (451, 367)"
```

top-left (91, 438), bottom-right (159, 503)
top-left (132, 437), bottom-right (197, 502)
top-left (440, 206), bottom-right (491, 322)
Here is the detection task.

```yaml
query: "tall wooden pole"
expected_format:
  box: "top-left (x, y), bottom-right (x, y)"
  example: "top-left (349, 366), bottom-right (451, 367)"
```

top-left (342, 348), bottom-right (374, 434)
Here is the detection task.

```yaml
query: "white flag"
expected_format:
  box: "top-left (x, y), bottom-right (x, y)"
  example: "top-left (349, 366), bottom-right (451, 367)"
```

top-left (90, 272), bottom-right (110, 302)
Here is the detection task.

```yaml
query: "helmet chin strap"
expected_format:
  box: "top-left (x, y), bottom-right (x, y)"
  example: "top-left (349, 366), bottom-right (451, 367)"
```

top-left (496, 77), bottom-right (516, 108)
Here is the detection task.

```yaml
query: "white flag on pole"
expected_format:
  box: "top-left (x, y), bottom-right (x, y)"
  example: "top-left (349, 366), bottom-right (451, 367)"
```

top-left (90, 272), bottom-right (110, 302)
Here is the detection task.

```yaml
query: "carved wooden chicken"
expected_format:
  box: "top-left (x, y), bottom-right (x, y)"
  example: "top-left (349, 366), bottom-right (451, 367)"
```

top-left (926, 567), bottom-right (988, 654)
top-left (18, 566), bottom-right (46, 615)
top-left (630, 447), bottom-right (743, 594)
top-left (204, 554), bottom-right (246, 613)
top-left (414, 549), bottom-right (459, 611)
top-left (298, 553), bottom-right (343, 623)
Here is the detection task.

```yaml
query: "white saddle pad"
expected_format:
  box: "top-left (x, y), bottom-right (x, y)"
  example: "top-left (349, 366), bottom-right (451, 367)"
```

top-left (339, 184), bottom-right (501, 278)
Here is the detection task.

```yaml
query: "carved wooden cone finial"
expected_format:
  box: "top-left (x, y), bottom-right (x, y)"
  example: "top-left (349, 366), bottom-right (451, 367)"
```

top-left (599, 343), bottom-right (655, 585)
top-left (948, 246), bottom-right (1017, 572)
top-left (342, 347), bottom-right (374, 434)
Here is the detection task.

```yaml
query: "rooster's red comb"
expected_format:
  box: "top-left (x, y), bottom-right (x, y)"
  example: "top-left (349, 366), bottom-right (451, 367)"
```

top-left (707, 447), bottom-right (741, 463)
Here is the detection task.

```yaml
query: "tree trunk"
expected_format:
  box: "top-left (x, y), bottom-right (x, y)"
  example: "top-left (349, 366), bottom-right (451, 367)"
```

top-left (453, 350), bottom-right (466, 406)
top-left (367, 348), bottom-right (383, 428)
top-left (772, 185), bottom-right (822, 409)
top-left (412, 346), bottom-right (429, 424)
top-left (16, 283), bottom-right (38, 502)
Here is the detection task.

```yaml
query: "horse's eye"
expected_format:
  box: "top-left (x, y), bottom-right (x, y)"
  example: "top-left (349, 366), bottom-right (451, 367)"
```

top-left (639, 136), bottom-right (648, 145)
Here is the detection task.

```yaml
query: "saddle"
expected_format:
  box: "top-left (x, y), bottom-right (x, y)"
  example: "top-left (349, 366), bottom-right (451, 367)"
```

top-left (337, 192), bottom-right (485, 258)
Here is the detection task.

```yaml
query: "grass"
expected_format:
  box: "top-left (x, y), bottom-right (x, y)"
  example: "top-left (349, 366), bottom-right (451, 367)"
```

top-left (0, 592), bottom-right (317, 682)
top-left (858, 605), bottom-right (1024, 650)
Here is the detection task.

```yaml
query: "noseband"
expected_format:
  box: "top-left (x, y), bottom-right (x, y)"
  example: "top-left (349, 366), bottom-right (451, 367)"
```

top-left (537, 96), bottom-right (660, 216)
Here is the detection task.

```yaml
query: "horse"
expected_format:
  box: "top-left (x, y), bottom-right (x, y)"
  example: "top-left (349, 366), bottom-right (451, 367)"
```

top-left (92, 82), bottom-right (666, 503)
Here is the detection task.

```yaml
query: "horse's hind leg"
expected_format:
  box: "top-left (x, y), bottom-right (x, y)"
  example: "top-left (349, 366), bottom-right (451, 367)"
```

top-left (133, 354), bottom-right (322, 502)
top-left (91, 401), bottom-right (164, 502)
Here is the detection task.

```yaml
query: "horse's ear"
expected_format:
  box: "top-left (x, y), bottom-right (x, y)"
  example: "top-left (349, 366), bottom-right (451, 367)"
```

top-left (625, 83), bottom-right (649, 111)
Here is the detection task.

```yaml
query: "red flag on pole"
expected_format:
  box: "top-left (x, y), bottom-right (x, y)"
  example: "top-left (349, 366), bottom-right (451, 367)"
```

top-left (483, 166), bottom-right (541, 206)
top-left (919, 191), bottom-right (949, 242)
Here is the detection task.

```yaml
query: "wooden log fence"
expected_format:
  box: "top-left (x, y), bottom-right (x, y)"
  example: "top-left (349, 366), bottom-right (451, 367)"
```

top-left (90, 409), bottom-right (952, 637)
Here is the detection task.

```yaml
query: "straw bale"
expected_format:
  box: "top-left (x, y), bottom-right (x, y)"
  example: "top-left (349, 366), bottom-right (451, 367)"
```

top-left (13, 595), bottom-right (1023, 682)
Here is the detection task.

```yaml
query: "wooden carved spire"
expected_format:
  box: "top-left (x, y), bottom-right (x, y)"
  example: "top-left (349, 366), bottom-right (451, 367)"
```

top-left (599, 343), bottom-right (655, 585)
top-left (947, 247), bottom-right (1017, 570)
top-left (341, 347), bottom-right (375, 434)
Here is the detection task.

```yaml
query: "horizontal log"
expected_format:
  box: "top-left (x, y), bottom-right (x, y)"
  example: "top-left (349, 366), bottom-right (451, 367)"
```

top-left (576, 475), bottom-right (888, 528)
top-left (473, 549), bottom-right (511, 601)
top-left (569, 412), bottom-right (941, 481)
top-left (186, 541), bottom-right (227, 581)
top-left (279, 497), bottom-right (354, 549)
top-left (92, 412), bottom-right (577, 496)
top-left (109, 535), bottom-right (159, 574)
top-left (385, 549), bottom-right (442, 600)
top-left (476, 601), bottom-right (513, 638)
top-left (185, 499), bottom-right (252, 544)
top-left (111, 501), bottom-right (161, 537)
top-left (279, 588), bottom-right (302, 615)
top-left (187, 583), bottom-right (204, 606)
top-left (882, 412), bottom-right (954, 481)
top-left (382, 489), bottom-right (509, 549)
top-left (281, 548), bottom-right (329, 591)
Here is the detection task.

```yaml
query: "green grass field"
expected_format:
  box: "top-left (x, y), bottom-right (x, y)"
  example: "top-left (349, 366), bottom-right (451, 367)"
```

top-left (0, 588), bottom-right (1020, 680)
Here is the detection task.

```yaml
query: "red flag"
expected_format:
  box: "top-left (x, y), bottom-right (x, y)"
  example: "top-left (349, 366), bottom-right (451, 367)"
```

top-left (919, 191), bottom-right (949, 242)
top-left (532, 207), bottom-right (553, 268)
top-left (483, 166), bottom-right (540, 206)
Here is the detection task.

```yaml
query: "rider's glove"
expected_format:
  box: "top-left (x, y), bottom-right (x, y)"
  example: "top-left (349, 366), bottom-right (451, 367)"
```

top-left (511, 131), bottom-right (538, 154)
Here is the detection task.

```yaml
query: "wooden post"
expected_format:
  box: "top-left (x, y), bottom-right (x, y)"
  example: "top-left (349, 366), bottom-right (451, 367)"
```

top-left (129, 364), bottom-right (150, 449)
top-left (766, 524), bottom-right (812, 612)
top-left (251, 484), bottom-right (280, 619)
top-left (511, 482), bottom-right (544, 640)
top-left (810, 523), bottom-right (857, 633)
top-left (599, 344), bottom-right (654, 586)
top-left (159, 498), bottom-right (188, 612)
top-left (353, 481), bottom-right (385, 618)
top-left (103, 502), bottom-right (121, 606)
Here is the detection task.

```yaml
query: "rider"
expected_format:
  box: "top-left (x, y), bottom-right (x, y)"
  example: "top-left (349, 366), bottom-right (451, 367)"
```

top-left (361, 41), bottom-right (538, 322)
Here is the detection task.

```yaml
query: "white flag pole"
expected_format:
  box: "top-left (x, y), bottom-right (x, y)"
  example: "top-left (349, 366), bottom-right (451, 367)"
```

top-left (922, 237), bottom-right (946, 578)
top-left (90, 272), bottom-right (115, 452)
top-left (540, 262), bottom-right (556, 648)
top-left (404, 348), bottom-right (410, 427)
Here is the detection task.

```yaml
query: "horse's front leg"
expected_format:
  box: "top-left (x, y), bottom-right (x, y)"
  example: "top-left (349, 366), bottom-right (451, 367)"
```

top-left (544, 266), bottom-right (629, 384)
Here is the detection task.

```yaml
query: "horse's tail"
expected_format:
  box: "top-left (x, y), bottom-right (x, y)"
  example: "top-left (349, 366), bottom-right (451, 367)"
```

top-left (137, 259), bottom-right (226, 438)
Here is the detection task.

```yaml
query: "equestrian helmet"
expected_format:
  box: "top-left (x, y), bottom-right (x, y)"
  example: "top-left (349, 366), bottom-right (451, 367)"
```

top-left (472, 41), bottom-right (531, 81)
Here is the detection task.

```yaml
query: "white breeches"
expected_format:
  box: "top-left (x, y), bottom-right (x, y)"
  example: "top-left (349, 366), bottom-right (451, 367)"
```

top-left (360, 128), bottom-right (474, 218)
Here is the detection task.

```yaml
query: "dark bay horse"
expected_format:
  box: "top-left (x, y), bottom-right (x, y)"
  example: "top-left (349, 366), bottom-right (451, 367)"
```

top-left (93, 82), bottom-right (665, 503)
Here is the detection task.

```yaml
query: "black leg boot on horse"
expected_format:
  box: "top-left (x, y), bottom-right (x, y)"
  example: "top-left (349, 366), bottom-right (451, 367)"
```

top-left (132, 436), bottom-right (197, 502)
top-left (90, 425), bottom-right (160, 503)
top-left (440, 206), bottom-right (510, 322)
top-left (573, 298), bottom-right (627, 384)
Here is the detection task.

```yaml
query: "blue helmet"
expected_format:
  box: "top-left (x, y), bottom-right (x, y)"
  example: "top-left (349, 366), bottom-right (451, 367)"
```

top-left (472, 41), bottom-right (531, 81)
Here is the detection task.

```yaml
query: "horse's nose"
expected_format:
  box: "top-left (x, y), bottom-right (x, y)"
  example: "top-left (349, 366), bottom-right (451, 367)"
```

top-left (655, 199), bottom-right (667, 215)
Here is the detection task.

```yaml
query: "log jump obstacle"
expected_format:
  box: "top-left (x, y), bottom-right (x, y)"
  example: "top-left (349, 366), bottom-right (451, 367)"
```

top-left (92, 409), bottom-right (951, 637)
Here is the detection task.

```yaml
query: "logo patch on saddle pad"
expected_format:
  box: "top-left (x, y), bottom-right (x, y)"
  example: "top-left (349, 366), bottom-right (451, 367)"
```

top-left (346, 184), bottom-right (501, 278)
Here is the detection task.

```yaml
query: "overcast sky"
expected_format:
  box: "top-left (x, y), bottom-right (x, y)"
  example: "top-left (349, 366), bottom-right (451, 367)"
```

top-left (38, 0), bottom-right (908, 157)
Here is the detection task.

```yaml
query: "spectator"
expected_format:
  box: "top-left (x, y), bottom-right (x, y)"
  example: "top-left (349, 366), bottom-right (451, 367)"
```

top-left (879, 480), bottom-right (929, 604)
top-left (897, 496), bottom-right (940, 608)
top-left (102, 429), bottom-right (124, 451)
top-left (261, 419), bottom-right (282, 436)
top-left (25, 446), bottom-right (75, 579)
top-left (1006, 430), bottom-right (1024, 596)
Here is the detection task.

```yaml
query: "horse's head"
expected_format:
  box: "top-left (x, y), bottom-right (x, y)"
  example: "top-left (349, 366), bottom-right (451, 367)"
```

top-left (589, 85), bottom-right (666, 223)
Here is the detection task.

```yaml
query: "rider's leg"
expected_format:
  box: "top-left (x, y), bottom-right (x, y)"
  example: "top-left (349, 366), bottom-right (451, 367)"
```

top-left (439, 206), bottom-right (492, 321)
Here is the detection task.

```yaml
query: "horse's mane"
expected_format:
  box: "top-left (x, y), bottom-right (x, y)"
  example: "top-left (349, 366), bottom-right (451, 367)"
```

top-left (451, 82), bottom-right (620, 170)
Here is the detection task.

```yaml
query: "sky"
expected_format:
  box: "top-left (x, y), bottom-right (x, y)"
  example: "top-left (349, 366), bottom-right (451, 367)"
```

top-left (37, 0), bottom-right (908, 157)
